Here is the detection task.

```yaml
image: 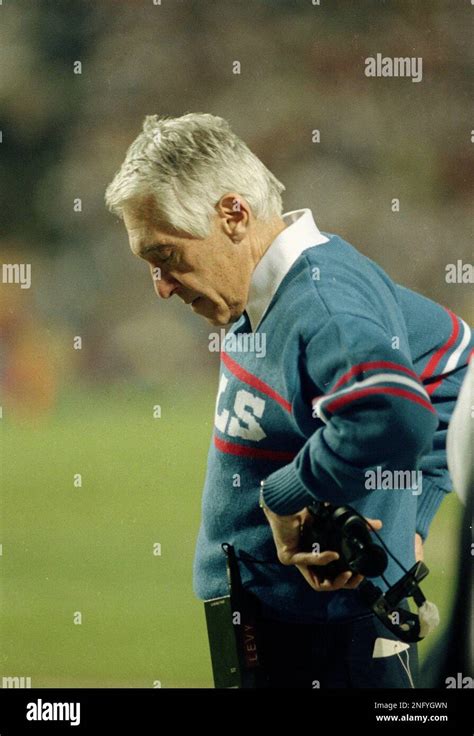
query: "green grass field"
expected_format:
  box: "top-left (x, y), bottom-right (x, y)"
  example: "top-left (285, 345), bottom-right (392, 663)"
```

top-left (0, 384), bottom-right (463, 687)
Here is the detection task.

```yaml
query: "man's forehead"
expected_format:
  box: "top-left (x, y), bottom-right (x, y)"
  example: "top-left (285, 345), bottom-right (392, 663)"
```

top-left (123, 202), bottom-right (154, 230)
top-left (125, 221), bottom-right (156, 254)
top-left (124, 209), bottom-right (169, 255)
top-left (128, 231), bottom-right (150, 256)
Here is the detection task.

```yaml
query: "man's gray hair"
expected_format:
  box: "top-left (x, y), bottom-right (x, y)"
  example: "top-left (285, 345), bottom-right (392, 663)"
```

top-left (105, 113), bottom-right (285, 237)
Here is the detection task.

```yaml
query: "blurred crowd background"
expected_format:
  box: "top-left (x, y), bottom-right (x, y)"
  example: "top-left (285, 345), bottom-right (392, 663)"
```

top-left (0, 0), bottom-right (471, 687)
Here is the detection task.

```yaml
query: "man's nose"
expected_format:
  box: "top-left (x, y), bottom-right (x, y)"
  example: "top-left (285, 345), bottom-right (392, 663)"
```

top-left (153, 271), bottom-right (179, 299)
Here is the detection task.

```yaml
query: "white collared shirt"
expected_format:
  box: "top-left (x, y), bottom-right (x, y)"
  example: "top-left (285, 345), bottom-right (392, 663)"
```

top-left (245, 208), bottom-right (329, 332)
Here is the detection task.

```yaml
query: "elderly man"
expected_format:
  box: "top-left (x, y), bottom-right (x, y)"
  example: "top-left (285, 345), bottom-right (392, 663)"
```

top-left (105, 113), bottom-right (472, 689)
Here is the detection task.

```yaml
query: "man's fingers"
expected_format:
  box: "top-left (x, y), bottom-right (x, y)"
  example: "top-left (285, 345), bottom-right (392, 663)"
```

top-left (342, 573), bottom-right (364, 589)
top-left (288, 550), bottom-right (339, 567)
top-left (295, 564), bottom-right (340, 592)
top-left (295, 565), bottom-right (353, 592)
top-left (316, 571), bottom-right (353, 590)
top-left (295, 565), bottom-right (320, 590)
top-left (365, 517), bottom-right (383, 531)
top-left (295, 564), bottom-right (365, 592)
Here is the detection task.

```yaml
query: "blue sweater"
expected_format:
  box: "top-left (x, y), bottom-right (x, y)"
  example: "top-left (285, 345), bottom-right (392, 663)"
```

top-left (192, 233), bottom-right (472, 623)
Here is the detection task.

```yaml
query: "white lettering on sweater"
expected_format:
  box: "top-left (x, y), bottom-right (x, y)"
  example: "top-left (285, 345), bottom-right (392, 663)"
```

top-left (215, 375), bottom-right (266, 440)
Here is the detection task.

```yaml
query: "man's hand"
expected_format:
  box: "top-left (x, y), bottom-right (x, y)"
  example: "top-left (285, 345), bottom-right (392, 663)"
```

top-left (262, 504), bottom-right (383, 592)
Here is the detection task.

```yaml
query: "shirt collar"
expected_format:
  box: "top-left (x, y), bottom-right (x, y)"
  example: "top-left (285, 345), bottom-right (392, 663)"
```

top-left (245, 208), bottom-right (329, 332)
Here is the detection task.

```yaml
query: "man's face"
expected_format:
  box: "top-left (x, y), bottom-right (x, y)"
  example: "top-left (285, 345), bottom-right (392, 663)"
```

top-left (123, 197), bottom-right (255, 326)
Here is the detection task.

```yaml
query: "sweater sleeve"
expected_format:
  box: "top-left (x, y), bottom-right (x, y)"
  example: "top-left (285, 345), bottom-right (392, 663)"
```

top-left (415, 369), bottom-right (466, 539)
top-left (261, 313), bottom-right (439, 515)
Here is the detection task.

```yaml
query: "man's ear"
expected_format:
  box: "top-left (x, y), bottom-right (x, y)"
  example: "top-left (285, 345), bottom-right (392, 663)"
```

top-left (216, 193), bottom-right (251, 243)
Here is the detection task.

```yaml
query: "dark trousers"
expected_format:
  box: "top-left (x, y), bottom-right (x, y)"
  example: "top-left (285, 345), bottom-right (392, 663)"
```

top-left (252, 613), bottom-right (418, 689)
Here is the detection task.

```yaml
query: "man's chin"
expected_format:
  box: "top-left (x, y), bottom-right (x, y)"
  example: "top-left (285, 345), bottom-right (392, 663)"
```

top-left (194, 299), bottom-right (243, 326)
top-left (209, 311), bottom-right (243, 327)
top-left (205, 315), bottom-right (234, 327)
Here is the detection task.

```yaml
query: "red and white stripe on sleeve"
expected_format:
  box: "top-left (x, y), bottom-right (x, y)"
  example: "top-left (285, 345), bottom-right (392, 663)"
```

top-left (312, 360), bottom-right (435, 424)
top-left (420, 308), bottom-right (472, 396)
